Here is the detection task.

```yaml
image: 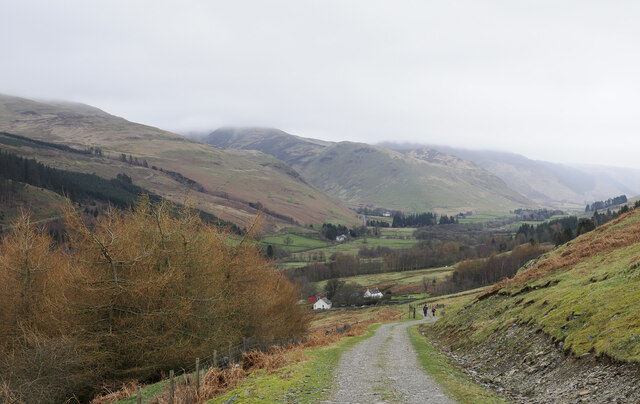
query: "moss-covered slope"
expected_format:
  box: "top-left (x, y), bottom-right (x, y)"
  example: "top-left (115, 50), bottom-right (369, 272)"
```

top-left (432, 208), bottom-right (640, 363)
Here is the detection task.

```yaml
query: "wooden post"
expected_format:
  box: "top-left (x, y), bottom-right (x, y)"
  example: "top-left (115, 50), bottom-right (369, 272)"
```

top-left (195, 357), bottom-right (200, 395)
top-left (169, 369), bottom-right (175, 404)
top-left (137, 386), bottom-right (142, 404)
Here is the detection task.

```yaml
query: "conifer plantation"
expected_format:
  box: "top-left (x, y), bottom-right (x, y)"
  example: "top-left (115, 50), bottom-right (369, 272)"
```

top-left (0, 197), bottom-right (308, 403)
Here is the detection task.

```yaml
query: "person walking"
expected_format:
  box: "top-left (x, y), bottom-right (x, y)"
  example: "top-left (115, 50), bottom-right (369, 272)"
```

top-left (431, 306), bottom-right (436, 317)
top-left (423, 304), bottom-right (428, 317)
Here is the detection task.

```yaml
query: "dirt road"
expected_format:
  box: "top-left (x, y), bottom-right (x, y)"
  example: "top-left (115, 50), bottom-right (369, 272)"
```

top-left (324, 312), bottom-right (454, 403)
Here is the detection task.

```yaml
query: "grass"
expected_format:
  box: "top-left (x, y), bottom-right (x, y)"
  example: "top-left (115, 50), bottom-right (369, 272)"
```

top-left (408, 325), bottom-right (511, 403)
top-left (0, 183), bottom-right (68, 228)
top-left (210, 324), bottom-right (382, 403)
top-left (262, 233), bottom-right (327, 252)
top-left (315, 266), bottom-right (452, 290)
top-left (457, 211), bottom-right (514, 224)
top-left (431, 208), bottom-right (640, 363)
top-left (115, 380), bottom-right (168, 404)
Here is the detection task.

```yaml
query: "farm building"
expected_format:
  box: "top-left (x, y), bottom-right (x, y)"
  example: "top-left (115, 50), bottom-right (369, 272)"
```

top-left (364, 288), bottom-right (383, 299)
top-left (313, 298), bottom-right (332, 310)
top-left (307, 294), bottom-right (326, 303)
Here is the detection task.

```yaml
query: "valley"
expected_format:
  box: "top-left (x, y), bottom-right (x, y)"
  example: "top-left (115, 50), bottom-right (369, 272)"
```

top-left (1, 94), bottom-right (639, 404)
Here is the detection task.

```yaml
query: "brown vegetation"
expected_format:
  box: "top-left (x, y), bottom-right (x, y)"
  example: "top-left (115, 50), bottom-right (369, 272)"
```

top-left (0, 198), bottom-right (308, 403)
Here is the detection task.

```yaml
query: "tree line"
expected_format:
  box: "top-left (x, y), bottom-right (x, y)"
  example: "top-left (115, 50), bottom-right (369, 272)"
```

top-left (392, 211), bottom-right (458, 227)
top-left (585, 195), bottom-right (627, 212)
top-left (285, 231), bottom-right (521, 290)
top-left (0, 197), bottom-right (306, 403)
top-left (0, 148), bottom-right (241, 233)
top-left (517, 204), bottom-right (636, 247)
top-left (0, 148), bottom-right (153, 208)
top-left (425, 243), bottom-right (549, 296)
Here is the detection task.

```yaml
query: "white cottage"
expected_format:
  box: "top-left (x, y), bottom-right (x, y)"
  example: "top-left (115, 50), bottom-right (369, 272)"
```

top-left (364, 288), bottom-right (383, 299)
top-left (313, 298), bottom-right (332, 310)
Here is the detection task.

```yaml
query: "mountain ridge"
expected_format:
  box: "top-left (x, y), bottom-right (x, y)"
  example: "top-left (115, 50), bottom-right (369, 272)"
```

top-left (205, 127), bottom-right (535, 214)
top-left (0, 94), bottom-right (356, 228)
top-left (381, 142), bottom-right (640, 208)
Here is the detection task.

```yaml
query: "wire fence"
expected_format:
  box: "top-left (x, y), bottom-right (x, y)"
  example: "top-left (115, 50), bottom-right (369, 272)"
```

top-left (130, 332), bottom-right (321, 403)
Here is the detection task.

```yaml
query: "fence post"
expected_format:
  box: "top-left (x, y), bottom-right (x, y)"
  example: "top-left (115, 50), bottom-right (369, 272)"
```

top-left (195, 357), bottom-right (200, 395)
top-left (169, 369), bottom-right (175, 404)
top-left (137, 386), bottom-right (142, 404)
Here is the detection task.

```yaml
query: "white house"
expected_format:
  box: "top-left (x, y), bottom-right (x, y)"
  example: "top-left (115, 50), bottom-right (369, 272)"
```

top-left (313, 298), bottom-right (332, 310)
top-left (364, 288), bottom-right (383, 299)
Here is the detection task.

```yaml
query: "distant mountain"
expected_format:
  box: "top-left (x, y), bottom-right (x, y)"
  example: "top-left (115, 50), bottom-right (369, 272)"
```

top-left (0, 95), bottom-right (356, 228)
top-left (205, 128), bottom-right (534, 213)
top-left (381, 143), bottom-right (640, 209)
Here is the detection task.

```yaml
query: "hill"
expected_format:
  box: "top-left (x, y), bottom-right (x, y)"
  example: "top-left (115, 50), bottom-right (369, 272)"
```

top-left (0, 95), bottom-right (356, 228)
top-left (383, 143), bottom-right (640, 209)
top-left (425, 207), bottom-right (640, 402)
top-left (205, 128), bottom-right (534, 214)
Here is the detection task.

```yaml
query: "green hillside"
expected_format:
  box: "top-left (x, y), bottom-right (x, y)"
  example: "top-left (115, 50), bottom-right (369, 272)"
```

top-left (431, 207), bottom-right (640, 362)
top-left (0, 95), bottom-right (356, 228)
top-left (206, 128), bottom-right (534, 214)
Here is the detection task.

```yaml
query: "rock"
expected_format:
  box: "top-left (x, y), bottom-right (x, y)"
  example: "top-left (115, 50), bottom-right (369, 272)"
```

top-left (578, 389), bottom-right (590, 396)
top-left (222, 395), bottom-right (239, 404)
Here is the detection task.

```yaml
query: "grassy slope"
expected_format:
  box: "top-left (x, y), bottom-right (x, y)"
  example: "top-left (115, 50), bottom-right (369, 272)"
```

top-left (0, 183), bottom-right (68, 227)
top-left (431, 208), bottom-right (640, 363)
top-left (205, 128), bottom-right (535, 214)
top-left (0, 95), bottom-right (355, 228)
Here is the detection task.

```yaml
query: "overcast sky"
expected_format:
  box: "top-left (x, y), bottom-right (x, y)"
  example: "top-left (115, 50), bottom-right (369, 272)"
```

top-left (2, 1), bottom-right (640, 168)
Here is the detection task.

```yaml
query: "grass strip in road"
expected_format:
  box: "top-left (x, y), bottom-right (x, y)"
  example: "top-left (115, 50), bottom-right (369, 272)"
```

top-left (408, 325), bottom-right (511, 404)
top-left (210, 323), bottom-right (382, 403)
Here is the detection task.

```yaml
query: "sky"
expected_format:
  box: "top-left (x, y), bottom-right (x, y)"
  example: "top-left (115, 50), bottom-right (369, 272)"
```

top-left (2, 1), bottom-right (640, 168)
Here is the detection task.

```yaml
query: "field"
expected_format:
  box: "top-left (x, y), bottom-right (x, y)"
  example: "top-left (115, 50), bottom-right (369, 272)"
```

top-left (315, 266), bottom-right (452, 290)
top-left (264, 225), bottom-right (420, 264)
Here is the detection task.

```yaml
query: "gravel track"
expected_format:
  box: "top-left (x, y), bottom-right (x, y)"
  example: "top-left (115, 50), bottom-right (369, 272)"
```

top-left (324, 312), bottom-right (455, 404)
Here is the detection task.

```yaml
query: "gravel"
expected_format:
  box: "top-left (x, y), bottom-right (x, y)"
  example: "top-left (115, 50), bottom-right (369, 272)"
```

top-left (323, 312), bottom-right (455, 403)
